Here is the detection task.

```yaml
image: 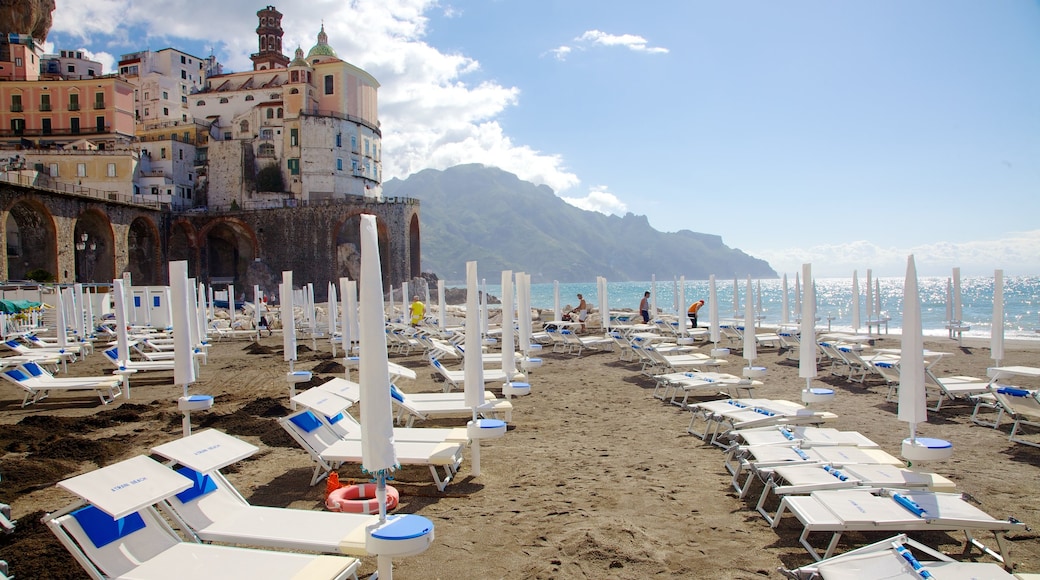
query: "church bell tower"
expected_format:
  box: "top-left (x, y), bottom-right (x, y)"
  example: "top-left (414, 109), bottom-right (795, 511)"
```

top-left (250, 5), bottom-right (290, 70)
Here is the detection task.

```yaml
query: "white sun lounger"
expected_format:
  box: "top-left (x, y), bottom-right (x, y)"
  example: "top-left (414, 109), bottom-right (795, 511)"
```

top-left (726, 444), bottom-right (905, 498)
top-left (151, 429), bottom-right (388, 556)
top-left (771, 488), bottom-right (1025, 564)
top-left (687, 398), bottom-right (838, 447)
top-left (280, 409), bottom-right (464, 489)
top-left (46, 455), bottom-right (361, 580)
top-left (2, 364), bottom-right (123, 407)
top-left (754, 463), bottom-right (956, 525)
top-left (101, 347), bottom-right (175, 372)
top-left (778, 533), bottom-right (1017, 579)
top-left (292, 388), bottom-right (470, 446)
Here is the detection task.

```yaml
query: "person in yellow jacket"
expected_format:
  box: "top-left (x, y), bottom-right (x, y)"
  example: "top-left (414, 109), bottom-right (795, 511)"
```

top-left (688, 299), bottom-right (705, 329)
top-left (410, 295), bottom-right (426, 326)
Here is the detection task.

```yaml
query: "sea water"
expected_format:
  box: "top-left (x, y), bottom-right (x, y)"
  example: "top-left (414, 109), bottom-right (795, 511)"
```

top-left (458, 276), bottom-right (1040, 341)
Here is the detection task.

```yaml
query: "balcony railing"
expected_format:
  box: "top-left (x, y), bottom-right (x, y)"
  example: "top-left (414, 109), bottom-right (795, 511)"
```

top-left (10, 104), bottom-right (22, 112)
top-left (68, 103), bottom-right (80, 111)
top-left (93, 101), bottom-right (105, 110)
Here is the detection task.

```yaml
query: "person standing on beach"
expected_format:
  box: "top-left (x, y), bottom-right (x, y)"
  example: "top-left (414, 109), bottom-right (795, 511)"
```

top-left (688, 299), bottom-right (705, 328)
top-left (570, 294), bottom-right (589, 332)
top-left (410, 295), bottom-right (426, 326)
top-left (639, 291), bottom-right (651, 323)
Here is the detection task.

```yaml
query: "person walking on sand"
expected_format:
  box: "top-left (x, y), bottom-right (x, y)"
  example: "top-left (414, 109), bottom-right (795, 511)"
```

top-left (688, 299), bottom-right (705, 329)
top-left (570, 294), bottom-right (589, 332)
top-left (639, 291), bottom-right (651, 324)
top-left (410, 295), bottom-right (426, 326)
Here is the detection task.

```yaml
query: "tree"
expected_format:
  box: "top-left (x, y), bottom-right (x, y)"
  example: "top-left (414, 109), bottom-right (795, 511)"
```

top-left (257, 164), bottom-right (285, 192)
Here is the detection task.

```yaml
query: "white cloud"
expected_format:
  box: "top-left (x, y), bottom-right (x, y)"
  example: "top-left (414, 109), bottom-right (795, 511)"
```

top-left (754, 230), bottom-right (1040, 278)
top-left (48, 0), bottom-right (582, 196)
top-left (576, 30), bottom-right (668, 54)
top-left (549, 45), bottom-right (572, 61)
top-left (561, 185), bottom-right (628, 215)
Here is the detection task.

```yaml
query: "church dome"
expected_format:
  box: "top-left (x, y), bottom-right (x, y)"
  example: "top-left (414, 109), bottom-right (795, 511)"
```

top-left (306, 24), bottom-right (338, 59)
top-left (289, 46), bottom-right (309, 68)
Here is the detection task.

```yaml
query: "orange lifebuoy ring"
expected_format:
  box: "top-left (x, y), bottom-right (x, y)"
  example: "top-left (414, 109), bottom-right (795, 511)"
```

top-left (325, 483), bottom-right (399, 514)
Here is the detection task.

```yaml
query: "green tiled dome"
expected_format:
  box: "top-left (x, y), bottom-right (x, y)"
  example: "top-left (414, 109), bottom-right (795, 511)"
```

top-left (306, 24), bottom-right (337, 59)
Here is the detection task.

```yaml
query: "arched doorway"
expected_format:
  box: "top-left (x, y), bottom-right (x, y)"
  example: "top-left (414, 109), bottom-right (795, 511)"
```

top-left (126, 217), bottom-right (161, 285)
top-left (5, 199), bottom-right (57, 281)
top-left (203, 220), bottom-right (256, 287)
top-left (408, 213), bottom-right (420, 278)
top-left (73, 210), bottom-right (115, 284)
top-left (336, 213), bottom-right (390, 290)
top-left (168, 220), bottom-right (199, 276)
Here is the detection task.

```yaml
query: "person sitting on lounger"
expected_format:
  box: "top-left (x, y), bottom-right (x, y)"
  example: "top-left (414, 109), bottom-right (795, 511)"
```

top-left (410, 296), bottom-right (426, 326)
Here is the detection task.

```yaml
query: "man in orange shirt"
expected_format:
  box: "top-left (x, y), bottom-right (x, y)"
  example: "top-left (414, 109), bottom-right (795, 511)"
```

top-left (688, 299), bottom-right (705, 329)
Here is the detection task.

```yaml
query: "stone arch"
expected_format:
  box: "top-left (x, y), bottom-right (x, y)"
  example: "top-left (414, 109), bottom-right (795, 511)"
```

top-left (4, 197), bottom-right (57, 281)
top-left (335, 212), bottom-right (389, 291)
top-left (73, 209), bottom-right (115, 284)
top-left (408, 213), bottom-right (420, 278)
top-left (198, 217), bottom-right (257, 287)
top-left (168, 219), bottom-right (199, 276)
top-left (126, 216), bottom-right (161, 285)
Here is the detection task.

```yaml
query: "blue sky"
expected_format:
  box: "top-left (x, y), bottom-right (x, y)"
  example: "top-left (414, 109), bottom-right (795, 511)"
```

top-left (44, 0), bottom-right (1040, 278)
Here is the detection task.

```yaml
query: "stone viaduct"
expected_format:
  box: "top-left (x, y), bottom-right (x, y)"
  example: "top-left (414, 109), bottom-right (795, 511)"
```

top-left (0, 179), bottom-right (421, 301)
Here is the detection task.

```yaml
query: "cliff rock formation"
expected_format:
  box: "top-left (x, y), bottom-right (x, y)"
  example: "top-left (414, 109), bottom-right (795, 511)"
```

top-left (0, 0), bottom-right (56, 40)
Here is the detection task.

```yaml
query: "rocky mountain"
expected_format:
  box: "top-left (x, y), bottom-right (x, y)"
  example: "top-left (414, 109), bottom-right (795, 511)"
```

top-left (382, 164), bottom-right (776, 283)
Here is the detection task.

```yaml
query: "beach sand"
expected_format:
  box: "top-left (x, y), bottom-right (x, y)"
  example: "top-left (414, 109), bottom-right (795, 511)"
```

top-left (1, 329), bottom-right (1038, 579)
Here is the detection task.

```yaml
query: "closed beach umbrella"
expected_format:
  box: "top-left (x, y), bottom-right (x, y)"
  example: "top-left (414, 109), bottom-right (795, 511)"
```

top-left (865, 270), bottom-right (874, 322)
top-left (781, 274), bottom-right (789, 325)
top-left (401, 281), bottom-right (408, 325)
top-left (953, 267), bottom-right (962, 323)
top-left (253, 285), bottom-right (262, 338)
top-left (113, 279), bottom-right (131, 365)
top-left (346, 279), bottom-right (359, 352)
top-left (899, 255), bottom-right (927, 448)
top-left (799, 264), bottom-right (816, 384)
top-left (55, 288), bottom-right (68, 350)
top-left (464, 262), bottom-right (485, 411)
top-left (794, 273), bottom-right (801, 321)
top-left (339, 278), bottom-right (351, 351)
top-left (650, 274), bottom-right (658, 320)
top-left (743, 276), bottom-right (756, 366)
top-left (328, 282), bottom-right (338, 355)
top-left (732, 277), bottom-right (739, 318)
top-left (170, 262), bottom-right (195, 388)
top-left (517, 272), bottom-right (532, 354)
top-left (437, 279), bottom-right (446, 331)
top-left (851, 270), bottom-right (860, 333)
top-left (709, 275), bottom-right (720, 347)
top-left (553, 280), bottom-right (560, 322)
top-left (678, 276), bottom-right (686, 334)
top-left (945, 278), bottom-right (953, 324)
top-left (281, 270), bottom-right (297, 399)
top-left (991, 269), bottom-right (1004, 366)
top-left (875, 279), bottom-right (882, 319)
top-left (500, 270), bottom-right (516, 381)
top-left (358, 213), bottom-right (398, 523)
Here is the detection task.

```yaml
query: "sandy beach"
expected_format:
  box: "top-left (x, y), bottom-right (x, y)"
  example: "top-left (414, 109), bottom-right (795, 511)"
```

top-left (1, 327), bottom-right (1038, 579)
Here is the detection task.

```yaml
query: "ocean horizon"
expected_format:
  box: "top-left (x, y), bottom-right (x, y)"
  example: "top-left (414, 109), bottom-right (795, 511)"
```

top-left (443, 275), bottom-right (1040, 341)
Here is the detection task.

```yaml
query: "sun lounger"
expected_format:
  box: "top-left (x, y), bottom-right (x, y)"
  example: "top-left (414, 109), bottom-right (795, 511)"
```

top-left (429, 357), bottom-right (508, 392)
top-left (150, 428), bottom-right (394, 556)
top-left (724, 425), bottom-right (878, 450)
top-left (687, 398), bottom-right (838, 447)
top-left (778, 533), bottom-right (1017, 579)
top-left (726, 444), bottom-right (905, 498)
top-left (2, 363), bottom-right (123, 407)
top-left (652, 372), bottom-right (754, 407)
top-left (280, 409), bottom-right (465, 489)
top-left (46, 455), bottom-right (362, 579)
top-left (969, 386), bottom-right (1040, 447)
top-left (102, 347), bottom-right (175, 372)
top-left (755, 463), bottom-right (956, 525)
top-left (771, 488), bottom-right (1025, 563)
top-left (291, 387), bottom-right (471, 447)
top-left (390, 384), bottom-right (512, 427)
